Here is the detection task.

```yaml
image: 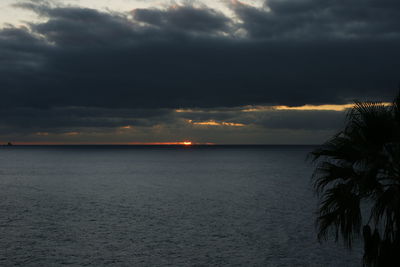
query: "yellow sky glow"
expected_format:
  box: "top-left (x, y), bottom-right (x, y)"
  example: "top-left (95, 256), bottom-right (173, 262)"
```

top-left (244, 103), bottom-right (392, 112)
top-left (176, 102), bottom-right (392, 114)
top-left (276, 103), bottom-right (391, 111)
top-left (242, 104), bottom-right (356, 112)
top-left (187, 119), bottom-right (245, 127)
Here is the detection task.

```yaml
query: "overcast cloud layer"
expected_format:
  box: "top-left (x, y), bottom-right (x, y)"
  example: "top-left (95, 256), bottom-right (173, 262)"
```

top-left (0, 0), bottom-right (398, 143)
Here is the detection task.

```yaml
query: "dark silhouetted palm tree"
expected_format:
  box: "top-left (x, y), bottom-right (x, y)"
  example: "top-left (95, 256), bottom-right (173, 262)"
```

top-left (311, 92), bottom-right (400, 266)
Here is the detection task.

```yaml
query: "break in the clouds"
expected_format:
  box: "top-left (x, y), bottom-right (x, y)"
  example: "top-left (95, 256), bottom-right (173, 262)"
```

top-left (0, 0), bottom-right (398, 143)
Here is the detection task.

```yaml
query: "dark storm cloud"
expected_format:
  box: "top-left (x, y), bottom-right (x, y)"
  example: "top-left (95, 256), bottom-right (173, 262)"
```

top-left (0, 27), bottom-right (46, 71)
top-left (246, 110), bottom-right (346, 130)
top-left (233, 0), bottom-right (400, 39)
top-left (0, 107), bottom-right (175, 134)
top-left (133, 6), bottom-right (231, 33)
top-left (1, 1), bottom-right (399, 111)
top-left (0, 0), bottom-right (399, 138)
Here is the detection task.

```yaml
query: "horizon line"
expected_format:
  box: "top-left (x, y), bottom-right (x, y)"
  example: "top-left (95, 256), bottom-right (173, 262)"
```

top-left (2, 142), bottom-right (319, 146)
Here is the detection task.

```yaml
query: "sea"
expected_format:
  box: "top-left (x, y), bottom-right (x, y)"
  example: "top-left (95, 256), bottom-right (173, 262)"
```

top-left (0, 145), bottom-right (362, 266)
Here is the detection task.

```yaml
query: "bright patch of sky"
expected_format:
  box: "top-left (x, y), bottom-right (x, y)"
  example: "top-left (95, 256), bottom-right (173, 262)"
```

top-left (0, 0), bottom-right (264, 27)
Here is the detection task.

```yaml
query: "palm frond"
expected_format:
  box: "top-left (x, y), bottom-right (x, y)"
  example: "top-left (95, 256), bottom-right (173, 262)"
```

top-left (313, 161), bottom-right (356, 194)
top-left (311, 90), bottom-right (400, 260)
top-left (372, 185), bottom-right (400, 242)
top-left (317, 183), bottom-right (362, 248)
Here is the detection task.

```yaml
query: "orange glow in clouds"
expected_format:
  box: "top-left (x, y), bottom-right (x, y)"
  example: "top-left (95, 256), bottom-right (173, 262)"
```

top-left (120, 125), bottom-right (133, 129)
top-left (187, 120), bottom-right (245, 127)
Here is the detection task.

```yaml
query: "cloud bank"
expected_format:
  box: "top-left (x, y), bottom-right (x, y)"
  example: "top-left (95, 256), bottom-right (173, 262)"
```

top-left (0, 0), bottom-right (398, 143)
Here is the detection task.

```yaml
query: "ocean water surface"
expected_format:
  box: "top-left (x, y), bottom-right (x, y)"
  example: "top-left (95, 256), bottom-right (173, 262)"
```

top-left (0, 145), bottom-right (362, 266)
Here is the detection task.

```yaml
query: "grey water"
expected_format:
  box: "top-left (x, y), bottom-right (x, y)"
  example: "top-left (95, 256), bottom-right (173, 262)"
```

top-left (0, 145), bottom-right (362, 266)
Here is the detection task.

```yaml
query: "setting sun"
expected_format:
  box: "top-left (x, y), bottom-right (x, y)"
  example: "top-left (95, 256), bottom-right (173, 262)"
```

top-left (182, 141), bottom-right (192, 146)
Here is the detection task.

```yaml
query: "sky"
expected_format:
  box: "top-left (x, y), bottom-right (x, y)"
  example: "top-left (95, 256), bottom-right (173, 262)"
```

top-left (0, 0), bottom-right (399, 144)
